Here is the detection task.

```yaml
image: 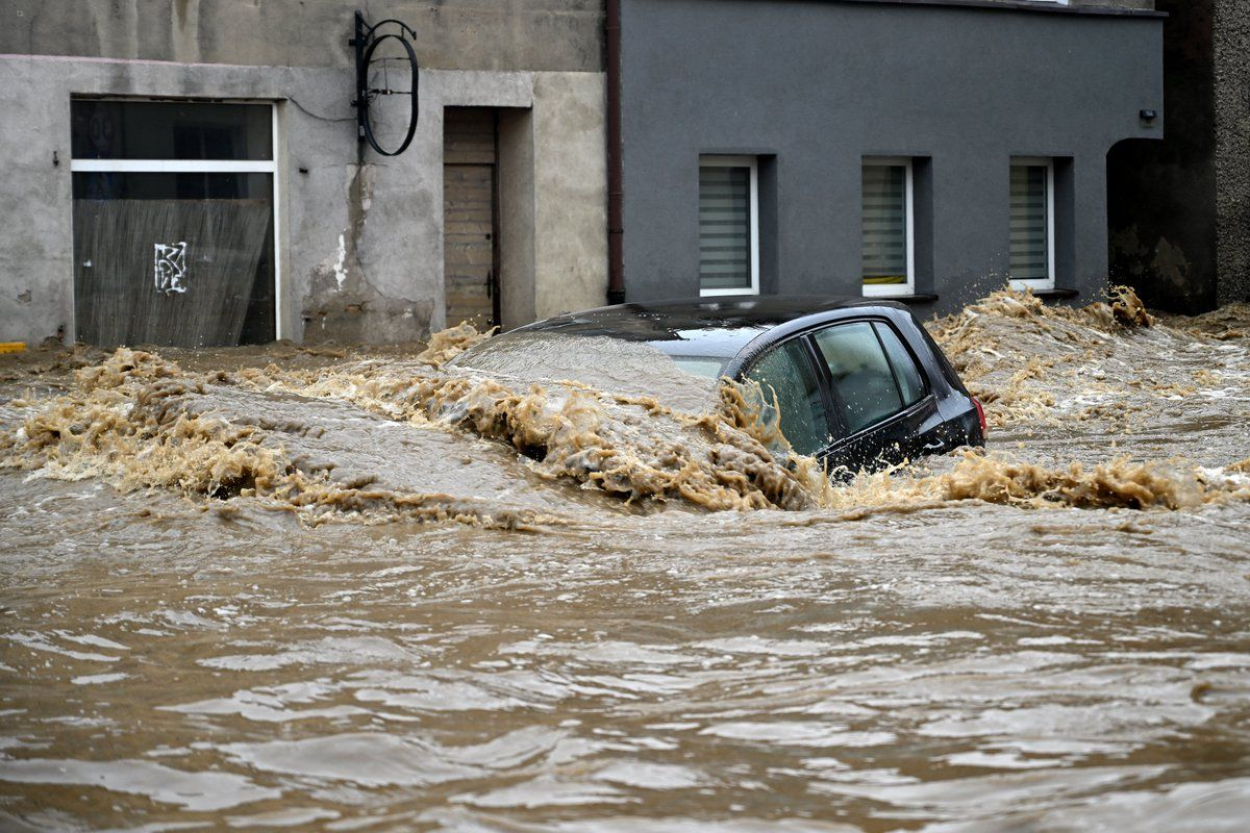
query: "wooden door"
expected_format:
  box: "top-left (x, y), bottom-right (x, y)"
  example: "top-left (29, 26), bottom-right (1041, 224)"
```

top-left (443, 108), bottom-right (499, 330)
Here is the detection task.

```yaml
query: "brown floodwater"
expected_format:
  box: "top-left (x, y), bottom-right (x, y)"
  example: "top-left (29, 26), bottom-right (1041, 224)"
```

top-left (1, 290), bottom-right (1248, 831)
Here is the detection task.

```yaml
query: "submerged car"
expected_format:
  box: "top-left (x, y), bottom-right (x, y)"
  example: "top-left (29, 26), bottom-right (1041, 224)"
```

top-left (452, 297), bottom-right (986, 471)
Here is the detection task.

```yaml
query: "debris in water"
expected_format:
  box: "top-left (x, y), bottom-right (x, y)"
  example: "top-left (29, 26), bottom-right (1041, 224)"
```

top-left (2, 286), bottom-right (1248, 519)
top-left (416, 322), bottom-right (494, 368)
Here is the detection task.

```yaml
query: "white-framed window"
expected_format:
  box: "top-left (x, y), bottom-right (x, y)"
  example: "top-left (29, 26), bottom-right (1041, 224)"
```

top-left (1008, 157), bottom-right (1055, 291)
top-left (861, 157), bottom-right (915, 297)
top-left (69, 99), bottom-right (283, 346)
top-left (699, 155), bottom-right (759, 296)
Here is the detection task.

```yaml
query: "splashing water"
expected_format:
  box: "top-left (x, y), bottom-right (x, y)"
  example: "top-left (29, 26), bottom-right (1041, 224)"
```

top-left (1, 288), bottom-right (1248, 831)
top-left (5, 289), bottom-right (1245, 517)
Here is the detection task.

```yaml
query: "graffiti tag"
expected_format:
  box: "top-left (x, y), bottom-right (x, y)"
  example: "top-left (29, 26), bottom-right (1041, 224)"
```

top-left (154, 242), bottom-right (188, 294)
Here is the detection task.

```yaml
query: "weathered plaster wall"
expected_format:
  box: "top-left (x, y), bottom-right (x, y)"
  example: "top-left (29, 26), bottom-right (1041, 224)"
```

top-left (0, 2), bottom-right (608, 346)
top-left (1214, 0), bottom-right (1250, 305)
top-left (498, 108), bottom-right (538, 329)
top-left (0, 55), bottom-right (607, 346)
top-left (298, 70), bottom-right (535, 344)
top-left (532, 72), bottom-right (609, 320)
top-left (495, 73), bottom-right (610, 329)
top-left (0, 0), bottom-right (604, 72)
top-left (0, 55), bottom-right (361, 346)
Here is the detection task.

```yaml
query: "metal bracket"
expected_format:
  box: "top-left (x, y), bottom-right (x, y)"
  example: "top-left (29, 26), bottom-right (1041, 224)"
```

top-left (349, 10), bottom-right (419, 157)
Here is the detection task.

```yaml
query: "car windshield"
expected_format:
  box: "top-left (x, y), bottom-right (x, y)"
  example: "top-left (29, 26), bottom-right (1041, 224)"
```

top-left (669, 355), bottom-right (729, 380)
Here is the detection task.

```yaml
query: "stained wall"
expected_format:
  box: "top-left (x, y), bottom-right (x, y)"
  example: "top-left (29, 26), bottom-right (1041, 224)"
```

top-left (0, 1), bottom-right (607, 345)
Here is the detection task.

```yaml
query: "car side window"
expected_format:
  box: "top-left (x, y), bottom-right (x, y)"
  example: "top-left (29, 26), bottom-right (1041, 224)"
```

top-left (873, 321), bottom-right (925, 406)
top-left (813, 321), bottom-right (903, 435)
top-left (744, 340), bottom-right (833, 457)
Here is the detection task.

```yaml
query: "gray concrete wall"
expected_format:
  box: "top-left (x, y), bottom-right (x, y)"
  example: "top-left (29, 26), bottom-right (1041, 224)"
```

top-left (0, 55), bottom-right (607, 345)
top-left (619, 0), bottom-right (1163, 315)
top-left (532, 72), bottom-right (609, 320)
top-left (1215, 0), bottom-right (1250, 305)
top-left (1, 0), bottom-right (604, 72)
top-left (495, 74), bottom-right (610, 330)
top-left (499, 108), bottom-right (539, 329)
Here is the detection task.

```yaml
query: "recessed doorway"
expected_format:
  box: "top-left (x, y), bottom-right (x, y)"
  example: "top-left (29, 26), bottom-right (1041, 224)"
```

top-left (443, 107), bottom-right (500, 330)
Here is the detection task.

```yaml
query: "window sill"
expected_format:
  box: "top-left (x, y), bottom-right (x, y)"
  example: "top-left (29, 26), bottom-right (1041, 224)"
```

top-left (832, 0), bottom-right (1164, 19)
top-left (1032, 288), bottom-right (1079, 299)
top-left (868, 293), bottom-right (939, 304)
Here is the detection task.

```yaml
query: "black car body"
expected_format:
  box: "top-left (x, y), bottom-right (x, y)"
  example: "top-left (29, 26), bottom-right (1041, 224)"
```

top-left (455, 296), bottom-right (985, 471)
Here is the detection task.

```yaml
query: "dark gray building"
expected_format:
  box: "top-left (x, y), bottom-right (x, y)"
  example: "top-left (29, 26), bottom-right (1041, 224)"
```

top-left (615, 0), bottom-right (1165, 314)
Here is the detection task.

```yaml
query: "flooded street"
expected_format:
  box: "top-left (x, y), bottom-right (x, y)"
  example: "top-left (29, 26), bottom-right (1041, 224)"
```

top-left (1, 290), bottom-right (1248, 831)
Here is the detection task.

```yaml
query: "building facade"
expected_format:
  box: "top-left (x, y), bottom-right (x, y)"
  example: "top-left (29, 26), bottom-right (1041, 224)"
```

top-left (0, 1), bottom-right (1197, 347)
top-left (0, 1), bottom-right (609, 347)
top-left (616, 0), bottom-right (1165, 315)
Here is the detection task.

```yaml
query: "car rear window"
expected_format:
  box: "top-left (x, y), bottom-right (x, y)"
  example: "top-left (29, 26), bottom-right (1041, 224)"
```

top-left (813, 321), bottom-right (902, 435)
top-left (744, 340), bottom-right (832, 457)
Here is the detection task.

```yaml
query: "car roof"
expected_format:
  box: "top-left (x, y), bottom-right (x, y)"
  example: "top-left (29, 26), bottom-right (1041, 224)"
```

top-left (516, 295), bottom-right (908, 359)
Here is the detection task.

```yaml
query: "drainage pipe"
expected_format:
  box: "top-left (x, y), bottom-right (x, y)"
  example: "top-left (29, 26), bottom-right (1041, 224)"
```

top-left (606, 0), bottom-right (626, 305)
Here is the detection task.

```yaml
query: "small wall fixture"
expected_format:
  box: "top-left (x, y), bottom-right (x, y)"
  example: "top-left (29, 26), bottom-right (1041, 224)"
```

top-left (1140, 109), bottom-right (1158, 126)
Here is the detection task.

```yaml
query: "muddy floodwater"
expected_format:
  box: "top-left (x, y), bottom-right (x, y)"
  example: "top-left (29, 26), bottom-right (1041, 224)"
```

top-left (1, 290), bottom-right (1248, 831)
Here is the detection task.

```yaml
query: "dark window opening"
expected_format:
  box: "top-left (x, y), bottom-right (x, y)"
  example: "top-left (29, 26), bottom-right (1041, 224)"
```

top-left (70, 100), bottom-right (276, 348)
top-left (71, 100), bottom-right (272, 161)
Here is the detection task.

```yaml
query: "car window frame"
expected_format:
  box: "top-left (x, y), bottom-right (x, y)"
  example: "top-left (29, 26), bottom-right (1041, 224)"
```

top-left (739, 333), bottom-right (846, 454)
top-left (871, 319), bottom-right (931, 407)
top-left (806, 316), bottom-right (937, 447)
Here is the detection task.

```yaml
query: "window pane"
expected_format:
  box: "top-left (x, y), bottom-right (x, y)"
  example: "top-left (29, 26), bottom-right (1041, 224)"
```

top-left (1010, 164), bottom-right (1049, 281)
top-left (814, 322), bottom-right (903, 435)
top-left (862, 164), bottom-right (907, 285)
top-left (699, 164), bottom-right (752, 291)
top-left (72, 172), bottom-right (275, 347)
top-left (874, 322), bottom-right (925, 406)
top-left (744, 341), bottom-right (832, 457)
top-left (71, 100), bottom-right (273, 161)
